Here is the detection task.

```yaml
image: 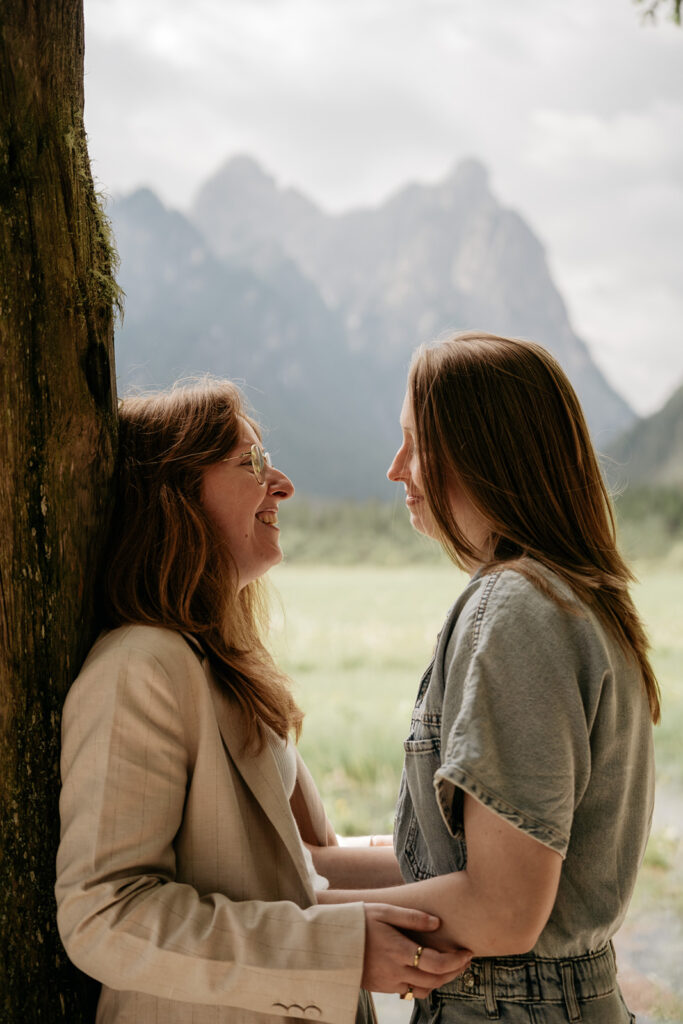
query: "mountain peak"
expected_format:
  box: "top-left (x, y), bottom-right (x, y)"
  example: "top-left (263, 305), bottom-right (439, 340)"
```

top-left (445, 157), bottom-right (490, 193)
top-left (191, 154), bottom-right (321, 264)
top-left (200, 154), bottom-right (276, 197)
top-left (118, 186), bottom-right (166, 215)
top-left (185, 151), bottom-right (633, 442)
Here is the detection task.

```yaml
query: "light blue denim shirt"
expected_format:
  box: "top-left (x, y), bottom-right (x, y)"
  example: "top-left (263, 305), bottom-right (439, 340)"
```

top-left (394, 564), bottom-right (655, 957)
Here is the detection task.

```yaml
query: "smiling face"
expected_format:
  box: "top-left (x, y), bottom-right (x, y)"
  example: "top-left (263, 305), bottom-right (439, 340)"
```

top-left (386, 391), bottom-right (438, 538)
top-left (200, 418), bottom-right (294, 590)
top-left (387, 391), bottom-right (491, 568)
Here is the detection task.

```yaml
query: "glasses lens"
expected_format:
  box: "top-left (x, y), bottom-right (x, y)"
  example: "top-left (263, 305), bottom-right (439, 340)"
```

top-left (251, 444), bottom-right (265, 484)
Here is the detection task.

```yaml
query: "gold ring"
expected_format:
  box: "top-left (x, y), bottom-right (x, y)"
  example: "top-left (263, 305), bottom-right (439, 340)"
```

top-left (400, 987), bottom-right (414, 1001)
top-left (413, 945), bottom-right (424, 968)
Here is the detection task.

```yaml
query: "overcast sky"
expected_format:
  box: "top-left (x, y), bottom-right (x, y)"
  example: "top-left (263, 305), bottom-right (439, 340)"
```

top-left (83, 0), bottom-right (683, 416)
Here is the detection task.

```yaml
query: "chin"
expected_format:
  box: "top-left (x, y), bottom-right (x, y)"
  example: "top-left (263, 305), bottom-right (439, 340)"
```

top-left (267, 546), bottom-right (284, 571)
top-left (410, 511), bottom-right (438, 539)
top-left (240, 551), bottom-right (284, 589)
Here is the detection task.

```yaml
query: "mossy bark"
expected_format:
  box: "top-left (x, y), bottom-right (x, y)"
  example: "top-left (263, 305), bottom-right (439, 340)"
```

top-left (0, 1), bottom-right (118, 1018)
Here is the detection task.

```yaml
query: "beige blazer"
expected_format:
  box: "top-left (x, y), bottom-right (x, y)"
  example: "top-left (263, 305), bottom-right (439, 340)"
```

top-left (56, 625), bottom-right (371, 1024)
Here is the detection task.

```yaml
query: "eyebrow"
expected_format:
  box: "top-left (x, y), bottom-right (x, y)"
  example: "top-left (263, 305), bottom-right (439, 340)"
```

top-left (224, 441), bottom-right (257, 459)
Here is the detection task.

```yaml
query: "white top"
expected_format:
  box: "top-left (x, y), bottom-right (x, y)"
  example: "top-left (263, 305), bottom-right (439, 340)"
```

top-left (267, 729), bottom-right (329, 891)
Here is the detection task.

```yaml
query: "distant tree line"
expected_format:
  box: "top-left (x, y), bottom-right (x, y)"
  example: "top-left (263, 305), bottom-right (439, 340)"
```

top-left (614, 485), bottom-right (683, 560)
top-left (281, 487), bottom-right (683, 566)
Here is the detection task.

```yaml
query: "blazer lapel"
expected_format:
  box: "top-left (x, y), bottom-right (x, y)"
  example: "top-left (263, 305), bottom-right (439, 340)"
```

top-left (206, 670), bottom-right (316, 902)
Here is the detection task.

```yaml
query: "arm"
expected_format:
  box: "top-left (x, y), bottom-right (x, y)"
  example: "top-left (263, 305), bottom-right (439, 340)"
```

top-left (56, 642), bottom-right (369, 1022)
top-left (291, 740), bottom-right (403, 889)
top-left (56, 637), bottom-right (469, 1017)
top-left (319, 792), bottom-right (562, 956)
top-left (308, 843), bottom-right (404, 889)
top-left (344, 571), bottom-right (589, 957)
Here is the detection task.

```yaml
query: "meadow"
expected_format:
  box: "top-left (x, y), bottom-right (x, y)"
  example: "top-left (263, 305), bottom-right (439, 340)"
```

top-left (269, 558), bottom-right (683, 1020)
top-left (270, 560), bottom-right (682, 831)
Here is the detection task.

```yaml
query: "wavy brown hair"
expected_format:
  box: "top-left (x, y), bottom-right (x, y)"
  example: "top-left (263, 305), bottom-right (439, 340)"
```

top-left (101, 379), bottom-right (303, 751)
top-left (409, 332), bottom-right (660, 723)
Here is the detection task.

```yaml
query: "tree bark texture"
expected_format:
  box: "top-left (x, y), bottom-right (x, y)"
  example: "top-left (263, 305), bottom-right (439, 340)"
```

top-left (0, 1), bottom-right (118, 1018)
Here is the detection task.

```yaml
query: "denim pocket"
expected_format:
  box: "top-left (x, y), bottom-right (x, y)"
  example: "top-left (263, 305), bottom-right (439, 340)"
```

top-left (397, 802), bottom-right (436, 881)
top-left (403, 735), bottom-right (441, 755)
top-left (397, 712), bottom-right (443, 880)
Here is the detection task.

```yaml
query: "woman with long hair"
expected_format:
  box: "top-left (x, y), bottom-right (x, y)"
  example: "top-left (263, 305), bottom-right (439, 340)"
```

top-left (55, 380), bottom-right (470, 1024)
top-left (315, 333), bottom-right (658, 1022)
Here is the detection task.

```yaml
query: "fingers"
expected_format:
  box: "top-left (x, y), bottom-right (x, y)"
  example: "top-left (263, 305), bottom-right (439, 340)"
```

top-left (399, 984), bottom-right (432, 1001)
top-left (361, 905), bottom-right (471, 996)
top-left (368, 903), bottom-right (441, 933)
top-left (399, 976), bottom-right (464, 1001)
top-left (408, 945), bottom-right (472, 994)
top-left (401, 947), bottom-right (471, 994)
top-left (362, 907), bottom-right (438, 993)
top-left (395, 958), bottom-right (470, 1001)
top-left (417, 945), bottom-right (471, 976)
top-left (404, 962), bottom-right (467, 990)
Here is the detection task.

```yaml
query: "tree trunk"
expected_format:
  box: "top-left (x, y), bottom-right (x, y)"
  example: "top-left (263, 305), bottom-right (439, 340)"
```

top-left (0, 1), bottom-right (118, 1018)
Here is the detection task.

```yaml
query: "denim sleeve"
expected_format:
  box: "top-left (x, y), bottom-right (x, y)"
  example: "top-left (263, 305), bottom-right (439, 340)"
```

top-left (433, 572), bottom-right (595, 857)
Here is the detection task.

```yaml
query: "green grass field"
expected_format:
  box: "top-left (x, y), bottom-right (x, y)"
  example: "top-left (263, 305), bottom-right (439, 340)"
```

top-left (270, 563), bottom-right (467, 833)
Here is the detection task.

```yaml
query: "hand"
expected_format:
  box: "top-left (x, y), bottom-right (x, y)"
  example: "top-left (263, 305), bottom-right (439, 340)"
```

top-left (361, 903), bottom-right (471, 998)
top-left (369, 834), bottom-right (393, 847)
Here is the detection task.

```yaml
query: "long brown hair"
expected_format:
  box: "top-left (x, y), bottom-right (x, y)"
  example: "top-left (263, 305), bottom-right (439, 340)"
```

top-left (101, 379), bottom-right (303, 751)
top-left (410, 332), bottom-right (660, 723)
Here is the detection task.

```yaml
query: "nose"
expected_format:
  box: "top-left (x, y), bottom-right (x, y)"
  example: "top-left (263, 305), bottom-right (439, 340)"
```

top-left (387, 444), bottom-right (407, 483)
top-left (266, 463), bottom-right (294, 500)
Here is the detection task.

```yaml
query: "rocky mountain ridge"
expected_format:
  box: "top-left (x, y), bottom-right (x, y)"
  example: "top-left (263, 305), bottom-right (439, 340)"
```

top-left (190, 155), bottom-right (634, 443)
top-left (607, 382), bottom-right (683, 487)
top-left (110, 155), bottom-right (646, 497)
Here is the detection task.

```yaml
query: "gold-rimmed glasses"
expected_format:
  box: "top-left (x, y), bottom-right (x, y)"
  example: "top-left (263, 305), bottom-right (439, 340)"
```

top-left (222, 443), bottom-right (272, 485)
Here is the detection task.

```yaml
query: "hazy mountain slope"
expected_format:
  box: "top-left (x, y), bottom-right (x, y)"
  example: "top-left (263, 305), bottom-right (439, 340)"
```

top-left (111, 189), bottom-right (394, 497)
top-left (607, 382), bottom-right (683, 486)
top-left (192, 156), bottom-right (635, 442)
top-left (107, 158), bottom-right (644, 500)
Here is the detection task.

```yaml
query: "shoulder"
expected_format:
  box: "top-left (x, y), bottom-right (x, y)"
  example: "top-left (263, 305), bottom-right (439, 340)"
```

top-left (447, 563), bottom-right (603, 662)
top-left (455, 562), bottom-right (573, 623)
top-left (67, 625), bottom-right (206, 716)
top-left (82, 624), bottom-right (201, 675)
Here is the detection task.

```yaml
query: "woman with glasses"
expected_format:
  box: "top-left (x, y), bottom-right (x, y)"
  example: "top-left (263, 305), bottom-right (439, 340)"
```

top-left (55, 380), bottom-right (470, 1024)
top-left (314, 333), bottom-right (658, 1022)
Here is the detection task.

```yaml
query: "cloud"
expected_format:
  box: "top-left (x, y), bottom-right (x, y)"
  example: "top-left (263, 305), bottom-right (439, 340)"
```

top-left (527, 104), bottom-right (683, 186)
top-left (83, 0), bottom-right (683, 414)
top-left (506, 102), bottom-right (683, 411)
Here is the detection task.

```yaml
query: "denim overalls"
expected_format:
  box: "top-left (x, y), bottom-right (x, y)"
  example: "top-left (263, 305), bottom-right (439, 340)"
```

top-left (394, 567), bottom-right (654, 1023)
